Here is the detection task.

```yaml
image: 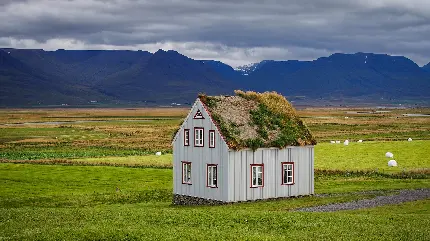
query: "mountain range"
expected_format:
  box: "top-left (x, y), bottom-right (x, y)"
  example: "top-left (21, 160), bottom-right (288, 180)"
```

top-left (1, 48), bottom-right (429, 107)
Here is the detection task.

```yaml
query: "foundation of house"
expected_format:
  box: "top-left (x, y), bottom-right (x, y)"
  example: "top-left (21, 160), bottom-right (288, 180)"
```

top-left (173, 194), bottom-right (226, 205)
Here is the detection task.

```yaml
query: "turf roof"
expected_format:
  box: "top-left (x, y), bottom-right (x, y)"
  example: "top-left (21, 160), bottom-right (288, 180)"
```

top-left (199, 90), bottom-right (317, 150)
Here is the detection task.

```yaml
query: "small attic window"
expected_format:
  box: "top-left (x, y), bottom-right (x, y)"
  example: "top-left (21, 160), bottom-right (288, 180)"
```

top-left (209, 130), bottom-right (215, 148)
top-left (184, 129), bottom-right (190, 146)
top-left (193, 109), bottom-right (204, 119)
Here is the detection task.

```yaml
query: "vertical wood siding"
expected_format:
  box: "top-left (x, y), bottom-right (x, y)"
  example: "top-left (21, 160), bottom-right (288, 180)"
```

top-left (173, 100), bottom-right (229, 201)
top-left (227, 146), bottom-right (314, 202)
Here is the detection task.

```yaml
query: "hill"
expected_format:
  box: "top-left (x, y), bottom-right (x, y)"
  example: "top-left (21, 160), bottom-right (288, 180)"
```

top-left (1, 48), bottom-right (429, 106)
top-left (423, 62), bottom-right (430, 72)
top-left (240, 53), bottom-right (430, 99)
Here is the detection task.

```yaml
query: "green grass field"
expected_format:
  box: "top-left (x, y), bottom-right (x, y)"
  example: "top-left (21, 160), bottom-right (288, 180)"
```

top-left (0, 164), bottom-right (429, 240)
top-left (315, 140), bottom-right (430, 172)
top-left (0, 107), bottom-right (429, 240)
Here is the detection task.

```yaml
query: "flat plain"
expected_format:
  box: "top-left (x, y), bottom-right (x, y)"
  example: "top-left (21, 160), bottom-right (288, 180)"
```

top-left (0, 107), bottom-right (429, 240)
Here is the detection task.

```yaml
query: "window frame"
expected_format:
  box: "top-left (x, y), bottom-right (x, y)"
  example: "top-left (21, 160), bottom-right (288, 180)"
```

top-left (184, 129), bottom-right (190, 146)
top-left (206, 164), bottom-right (218, 188)
top-left (281, 162), bottom-right (294, 185)
top-left (182, 161), bottom-right (192, 185)
top-left (194, 127), bottom-right (204, 147)
top-left (250, 164), bottom-right (264, 188)
top-left (209, 130), bottom-right (215, 148)
top-left (193, 109), bottom-right (205, 119)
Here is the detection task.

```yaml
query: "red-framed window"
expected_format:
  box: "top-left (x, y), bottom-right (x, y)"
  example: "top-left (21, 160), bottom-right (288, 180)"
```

top-left (209, 130), bottom-right (215, 148)
top-left (206, 164), bottom-right (218, 188)
top-left (194, 127), bottom-right (204, 147)
top-left (250, 164), bottom-right (264, 188)
top-left (182, 161), bottom-right (192, 184)
top-left (281, 162), bottom-right (294, 185)
top-left (184, 129), bottom-right (190, 146)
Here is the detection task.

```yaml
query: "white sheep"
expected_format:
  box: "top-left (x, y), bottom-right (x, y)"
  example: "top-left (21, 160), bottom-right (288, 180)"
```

top-left (385, 152), bottom-right (393, 158)
top-left (388, 160), bottom-right (397, 167)
top-left (344, 140), bottom-right (349, 145)
top-left (357, 140), bottom-right (363, 143)
top-left (336, 141), bottom-right (340, 144)
top-left (408, 138), bottom-right (412, 142)
top-left (155, 152), bottom-right (162, 156)
top-left (330, 141), bottom-right (335, 144)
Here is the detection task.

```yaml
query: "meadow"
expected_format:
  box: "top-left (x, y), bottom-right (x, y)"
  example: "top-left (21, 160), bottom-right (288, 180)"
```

top-left (0, 107), bottom-right (429, 240)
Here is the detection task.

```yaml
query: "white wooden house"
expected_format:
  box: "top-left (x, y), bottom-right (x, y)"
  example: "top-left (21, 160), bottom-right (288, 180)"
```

top-left (172, 91), bottom-right (317, 205)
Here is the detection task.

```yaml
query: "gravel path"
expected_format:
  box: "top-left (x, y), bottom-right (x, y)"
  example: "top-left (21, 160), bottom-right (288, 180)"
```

top-left (294, 189), bottom-right (430, 212)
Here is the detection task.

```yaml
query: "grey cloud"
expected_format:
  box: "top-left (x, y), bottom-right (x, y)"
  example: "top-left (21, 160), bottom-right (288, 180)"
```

top-left (0, 0), bottom-right (429, 66)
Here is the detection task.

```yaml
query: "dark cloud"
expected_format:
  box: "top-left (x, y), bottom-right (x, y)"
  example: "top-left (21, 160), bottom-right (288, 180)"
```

top-left (0, 0), bottom-right (429, 66)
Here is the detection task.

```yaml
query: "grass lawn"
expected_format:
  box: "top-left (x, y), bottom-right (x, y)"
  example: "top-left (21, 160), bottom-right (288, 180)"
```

top-left (315, 140), bottom-right (430, 172)
top-left (4, 140), bottom-right (428, 175)
top-left (1, 164), bottom-right (429, 240)
top-left (1, 107), bottom-right (429, 240)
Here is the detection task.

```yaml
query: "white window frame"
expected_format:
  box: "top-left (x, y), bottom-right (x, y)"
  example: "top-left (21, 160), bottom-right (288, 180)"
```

top-left (209, 130), bottom-right (215, 148)
top-left (194, 127), bottom-right (204, 147)
top-left (184, 129), bottom-right (190, 146)
top-left (182, 162), bottom-right (192, 184)
top-left (207, 164), bottom-right (218, 188)
top-left (282, 162), bottom-right (294, 185)
top-left (251, 164), bottom-right (264, 187)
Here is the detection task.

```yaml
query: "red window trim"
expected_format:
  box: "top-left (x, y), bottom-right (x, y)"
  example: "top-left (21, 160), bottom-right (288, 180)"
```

top-left (194, 127), bottom-right (204, 147)
top-left (281, 162), bottom-right (295, 185)
top-left (206, 164), bottom-right (218, 188)
top-left (209, 130), bottom-right (215, 148)
top-left (181, 161), bottom-right (192, 185)
top-left (250, 164), bottom-right (264, 188)
top-left (184, 129), bottom-right (190, 146)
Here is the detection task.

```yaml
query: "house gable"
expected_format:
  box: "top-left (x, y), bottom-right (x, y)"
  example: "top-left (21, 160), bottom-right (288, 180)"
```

top-left (172, 99), bottom-right (228, 150)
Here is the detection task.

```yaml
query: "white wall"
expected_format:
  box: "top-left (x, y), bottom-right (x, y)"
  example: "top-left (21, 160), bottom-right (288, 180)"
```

top-left (227, 146), bottom-right (314, 202)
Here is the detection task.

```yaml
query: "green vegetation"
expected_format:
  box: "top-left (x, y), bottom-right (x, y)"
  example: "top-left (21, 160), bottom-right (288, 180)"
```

top-left (315, 140), bottom-right (430, 172)
top-left (200, 91), bottom-right (316, 150)
top-left (0, 145), bottom-right (158, 160)
top-left (1, 164), bottom-right (429, 240)
top-left (0, 107), bottom-right (429, 240)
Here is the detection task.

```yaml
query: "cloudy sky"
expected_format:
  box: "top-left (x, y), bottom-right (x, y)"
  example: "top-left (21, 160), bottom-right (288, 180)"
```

top-left (1, 0), bottom-right (429, 67)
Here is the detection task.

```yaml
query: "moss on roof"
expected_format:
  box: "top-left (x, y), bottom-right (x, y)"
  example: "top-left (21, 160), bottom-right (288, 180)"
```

top-left (199, 90), bottom-right (316, 150)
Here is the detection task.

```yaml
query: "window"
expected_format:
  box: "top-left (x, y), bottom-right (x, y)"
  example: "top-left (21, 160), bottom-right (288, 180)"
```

top-left (207, 164), bottom-right (217, 188)
top-left (282, 162), bottom-right (294, 185)
top-left (182, 162), bottom-right (192, 184)
top-left (209, 130), bottom-right (215, 148)
top-left (184, 129), bottom-right (190, 146)
top-left (194, 127), bottom-right (204, 147)
top-left (251, 164), bottom-right (264, 187)
top-left (193, 109), bottom-right (204, 119)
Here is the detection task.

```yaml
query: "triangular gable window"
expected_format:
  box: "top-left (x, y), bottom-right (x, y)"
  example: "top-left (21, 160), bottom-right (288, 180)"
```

top-left (193, 109), bottom-right (205, 119)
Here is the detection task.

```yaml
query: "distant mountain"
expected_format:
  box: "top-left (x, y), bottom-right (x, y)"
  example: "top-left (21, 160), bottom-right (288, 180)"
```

top-left (423, 62), bottom-right (430, 72)
top-left (1, 48), bottom-right (429, 107)
top-left (0, 50), bottom-right (108, 106)
top-left (0, 49), bottom-right (234, 106)
top-left (242, 53), bottom-right (430, 98)
top-left (234, 61), bottom-right (276, 76)
top-left (97, 50), bottom-right (232, 103)
top-left (200, 60), bottom-right (243, 87)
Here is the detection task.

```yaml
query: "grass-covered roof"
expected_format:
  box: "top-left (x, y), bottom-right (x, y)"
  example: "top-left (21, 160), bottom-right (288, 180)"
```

top-left (199, 90), bottom-right (316, 150)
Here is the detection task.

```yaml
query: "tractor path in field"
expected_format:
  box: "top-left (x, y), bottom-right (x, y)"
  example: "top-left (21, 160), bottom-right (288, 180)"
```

top-left (295, 188), bottom-right (430, 212)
